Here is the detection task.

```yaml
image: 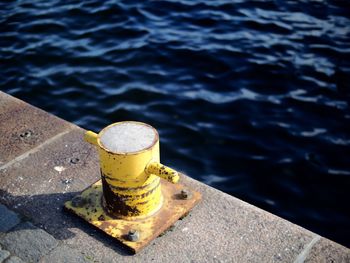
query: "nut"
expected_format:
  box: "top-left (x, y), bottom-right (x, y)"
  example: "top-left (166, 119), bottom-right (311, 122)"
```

top-left (71, 196), bottom-right (86, 207)
top-left (127, 229), bottom-right (140, 242)
top-left (180, 189), bottom-right (192, 200)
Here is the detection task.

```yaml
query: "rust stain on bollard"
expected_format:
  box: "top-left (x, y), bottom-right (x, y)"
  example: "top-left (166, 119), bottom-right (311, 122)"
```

top-left (101, 176), bottom-right (142, 217)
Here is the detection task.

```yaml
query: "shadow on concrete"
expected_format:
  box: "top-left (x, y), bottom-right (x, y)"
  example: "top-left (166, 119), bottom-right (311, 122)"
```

top-left (0, 189), bottom-right (132, 256)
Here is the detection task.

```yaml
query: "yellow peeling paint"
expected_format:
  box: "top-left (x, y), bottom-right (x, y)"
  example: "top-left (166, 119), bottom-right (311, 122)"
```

top-left (84, 121), bottom-right (180, 218)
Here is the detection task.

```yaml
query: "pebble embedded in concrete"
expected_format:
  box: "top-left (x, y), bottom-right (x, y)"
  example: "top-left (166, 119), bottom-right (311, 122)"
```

top-left (0, 249), bottom-right (10, 262)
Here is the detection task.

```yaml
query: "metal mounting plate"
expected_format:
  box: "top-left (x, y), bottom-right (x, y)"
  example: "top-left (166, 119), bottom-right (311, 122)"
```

top-left (64, 177), bottom-right (201, 254)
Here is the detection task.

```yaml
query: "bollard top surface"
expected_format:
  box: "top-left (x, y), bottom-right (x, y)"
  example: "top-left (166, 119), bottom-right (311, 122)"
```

top-left (99, 121), bottom-right (158, 154)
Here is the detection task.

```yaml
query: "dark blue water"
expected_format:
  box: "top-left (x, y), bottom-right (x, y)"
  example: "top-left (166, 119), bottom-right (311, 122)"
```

top-left (1, 0), bottom-right (350, 247)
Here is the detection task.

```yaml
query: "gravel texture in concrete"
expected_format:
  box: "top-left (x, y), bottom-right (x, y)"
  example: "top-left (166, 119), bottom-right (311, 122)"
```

top-left (4, 256), bottom-right (26, 263)
top-left (40, 245), bottom-right (90, 263)
top-left (304, 237), bottom-right (350, 263)
top-left (0, 92), bottom-right (74, 165)
top-left (0, 222), bottom-right (58, 263)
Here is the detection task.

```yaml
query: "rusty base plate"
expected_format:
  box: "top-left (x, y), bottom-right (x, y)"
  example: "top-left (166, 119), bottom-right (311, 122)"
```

top-left (64, 178), bottom-right (201, 254)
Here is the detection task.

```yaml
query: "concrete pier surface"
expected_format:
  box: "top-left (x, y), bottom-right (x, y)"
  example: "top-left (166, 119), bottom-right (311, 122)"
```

top-left (0, 91), bottom-right (349, 263)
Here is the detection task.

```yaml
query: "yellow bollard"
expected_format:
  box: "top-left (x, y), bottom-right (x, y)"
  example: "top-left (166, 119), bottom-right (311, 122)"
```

top-left (84, 121), bottom-right (180, 219)
top-left (65, 121), bottom-right (201, 253)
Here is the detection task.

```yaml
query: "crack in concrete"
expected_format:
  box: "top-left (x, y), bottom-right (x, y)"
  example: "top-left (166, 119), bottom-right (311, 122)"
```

top-left (0, 129), bottom-right (74, 171)
top-left (293, 235), bottom-right (321, 263)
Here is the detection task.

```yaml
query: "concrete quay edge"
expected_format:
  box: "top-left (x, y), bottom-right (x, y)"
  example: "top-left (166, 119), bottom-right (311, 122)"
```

top-left (0, 91), bottom-right (349, 263)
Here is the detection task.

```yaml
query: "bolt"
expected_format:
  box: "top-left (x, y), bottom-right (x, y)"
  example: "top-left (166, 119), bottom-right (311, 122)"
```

top-left (70, 158), bottom-right (80, 164)
top-left (127, 229), bottom-right (140, 242)
top-left (180, 189), bottom-right (191, 200)
top-left (71, 196), bottom-right (86, 207)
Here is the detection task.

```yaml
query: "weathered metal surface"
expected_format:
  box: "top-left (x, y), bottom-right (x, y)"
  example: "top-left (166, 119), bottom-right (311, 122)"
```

top-left (145, 162), bottom-right (179, 183)
top-left (101, 175), bottom-right (161, 218)
top-left (64, 177), bottom-right (201, 254)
